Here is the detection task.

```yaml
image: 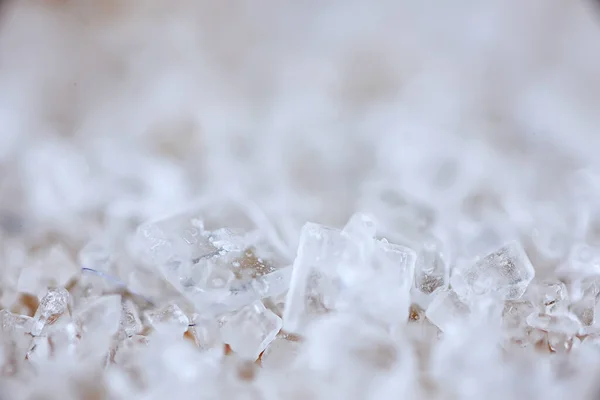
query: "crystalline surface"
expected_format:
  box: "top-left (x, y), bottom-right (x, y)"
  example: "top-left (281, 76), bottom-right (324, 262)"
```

top-left (220, 300), bottom-right (282, 360)
top-left (453, 242), bottom-right (535, 301)
top-left (31, 287), bottom-right (70, 336)
top-left (135, 209), bottom-right (290, 315)
top-left (414, 238), bottom-right (448, 297)
top-left (425, 290), bottom-right (471, 333)
top-left (284, 215), bottom-right (415, 332)
top-left (145, 304), bottom-right (190, 336)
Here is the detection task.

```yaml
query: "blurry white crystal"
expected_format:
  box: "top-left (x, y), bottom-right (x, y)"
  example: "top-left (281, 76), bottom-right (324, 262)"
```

top-left (425, 290), bottom-right (470, 333)
top-left (260, 335), bottom-right (301, 369)
top-left (75, 295), bottom-right (122, 339)
top-left (31, 287), bottom-right (70, 336)
top-left (569, 276), bottom-right (600, 329)
top-left (74, 295), bottom-right (122, 361)
top-left (220, 300), bottom-right (282, 360)
top-left (452, 241), bottom-right (535, 300)
top-left (145, 304), bottom-right (190, 337)
top-left (284, 215), bottom-right (415, 333)
top-left (79, 239), bottom-right (112, 272)
top-left (188, 315), bottom-right (222, 352)
top-left (119, 300), bottom-right (142, 339)
top-left (17, 246), bottom-right (78, 297)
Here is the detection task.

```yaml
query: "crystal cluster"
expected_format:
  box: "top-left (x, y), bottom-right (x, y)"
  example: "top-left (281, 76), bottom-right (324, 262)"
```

top-left (2, 1), bottom-right (600, 398)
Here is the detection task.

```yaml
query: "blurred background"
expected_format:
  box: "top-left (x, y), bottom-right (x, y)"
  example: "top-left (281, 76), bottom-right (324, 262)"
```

top-left (1, 0), bottom-right (600, 270)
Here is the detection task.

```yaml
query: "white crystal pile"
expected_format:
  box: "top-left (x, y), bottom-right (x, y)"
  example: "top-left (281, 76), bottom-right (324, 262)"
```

top-left (2, 1), bottom-right (600, 399)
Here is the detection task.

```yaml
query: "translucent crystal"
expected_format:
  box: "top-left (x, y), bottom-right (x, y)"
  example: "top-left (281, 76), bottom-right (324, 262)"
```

top-left (0, 310), bottom-right (33, 358)
top-left (145, 304), bottom-right (189, 336)
top-left (79, 239), bottom-right (112, 272)
top-left (136, 210), bottom-right (218, 266)
top-left (220, 301), bottom-right (282, 360)
top-left (425, 290), bottom-right (470, 333)
top-left (414, 238), bottom-right (448, 296)
top-left (502, 300), bottom-right (536, 344)
top-left (75, 295), bottom-right (122, 343)
top-left (74, 295), bottom-right (122, 362)
top-left (526, 312), bottom-right (581, 336)
top-left (530, 281), bottom-right (569, 314)
top-left (284, 217), bottom-right (415, 333)
top-left (119, 300), bottom-right (142, 339)
top-left (452, 242), bottom-right (535, 300)
top-left (31, 287), bottom-right (70, 336)
top-left (283, 222), bottom-right (349, 332)
top-left (188, 315), bottom-right (222, 351)
top-left (136, 211), bottom-right (289, 314)
top-left (260, 334), bottom-right (301, 369)
top-left (340, 238), bottom-right (416, 327)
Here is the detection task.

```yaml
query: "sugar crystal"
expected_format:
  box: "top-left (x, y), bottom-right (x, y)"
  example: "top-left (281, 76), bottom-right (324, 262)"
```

top-left (453, 242), bottom-right (535, 301)
top-left (220, 300), bottom-right (282, 360)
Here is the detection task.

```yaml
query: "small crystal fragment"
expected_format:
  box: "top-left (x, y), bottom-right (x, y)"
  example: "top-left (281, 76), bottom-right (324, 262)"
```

top-left (453, 242), bottom-right (535, 300)
top-left (425, 290), bottom-right (470, 332)
top-left (31, 287), bottom-right (70, 336)
top-left (414, 238), bottom-right (448, 296)
top-left (220, 300), bottom-right (282, 360)
top-left (188, 315), bottom-right (222, 351)
top-left (119, 300), bottom-right (142, 339)
top-left (145, 304), bottom-right (189, 336)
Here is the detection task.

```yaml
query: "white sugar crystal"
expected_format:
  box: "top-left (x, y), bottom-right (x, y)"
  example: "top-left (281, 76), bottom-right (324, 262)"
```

top-left (188, 315), bottom-right (222, 352)
top-left (530, 281), bottom-right (569, 314)
top-left (526, 312), bottom-right (581, 336)
top-left (119, 300), bottom-right (142, 339)
top-left (145, 304), bottom-right (190, 336)
top-left (260, 335), bottom-right (301, 369)
top-left (284, 216), bottom-right (415, 332)
top-left (76, 295), bottom-right (122, 338)
top-left (220, 301), bottom-right (282, 360)
top-left (453, 242), bottom-right (535, 301)
top-left (414, 238), bottom-right (448, 296)
top-left (283, 222), bottom-right (348, 332)
top-left (31, 287), bottom-right (70, 336)
top-left (426, 290), bottom-right (470, 332)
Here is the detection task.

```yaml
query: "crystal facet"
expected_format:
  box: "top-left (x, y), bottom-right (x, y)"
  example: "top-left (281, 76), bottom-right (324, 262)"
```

top-left (220, 300), bottom-right (282, 360)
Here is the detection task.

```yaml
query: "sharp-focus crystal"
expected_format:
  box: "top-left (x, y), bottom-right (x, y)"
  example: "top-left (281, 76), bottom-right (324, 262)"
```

top-left (220, 300), bottom-right (282, 360)
top-left (452, 242), bottom-right (535, 300)
top-left (31, 287), bottom-right (70, 336)
top-left (284, 215), bottom-right (415, 333)
top-left (425, 290), bottom-right (470, 333)
top-left (135, 210), bottom-right (290, 315)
